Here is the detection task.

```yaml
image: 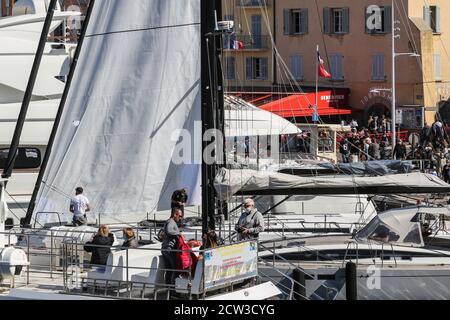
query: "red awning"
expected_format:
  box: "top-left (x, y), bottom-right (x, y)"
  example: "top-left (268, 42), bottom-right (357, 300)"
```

top-left (259, 89), bottom-right (352, 118)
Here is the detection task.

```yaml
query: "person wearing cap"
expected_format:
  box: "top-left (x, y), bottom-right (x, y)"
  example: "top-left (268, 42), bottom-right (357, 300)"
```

top-left (235, 199), bottom-right (264, 241)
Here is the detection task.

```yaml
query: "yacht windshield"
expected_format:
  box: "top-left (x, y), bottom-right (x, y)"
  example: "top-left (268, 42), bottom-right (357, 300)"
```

top-left (356, 209), bottom-right (424, 247)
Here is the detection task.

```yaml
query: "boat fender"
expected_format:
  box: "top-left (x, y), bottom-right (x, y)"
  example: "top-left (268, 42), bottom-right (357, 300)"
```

top-left (0, 247), bottom-right (29, 281)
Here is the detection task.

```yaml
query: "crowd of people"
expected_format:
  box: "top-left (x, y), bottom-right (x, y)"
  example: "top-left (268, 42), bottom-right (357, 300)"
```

top-left (339, 114), bottom-right (450, 181)
top-left (341, 114), bottom-right (393, 135)
top-left (339, 127), bottom-right (394, 163)
top-left (412, 116), bottom-right (450, 180)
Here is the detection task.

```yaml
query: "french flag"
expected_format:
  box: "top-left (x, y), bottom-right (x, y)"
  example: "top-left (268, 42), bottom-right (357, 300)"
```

top-left (232, 40), bottom-right (244, 50)
top-left (317, 51), bottom-right (332, 78)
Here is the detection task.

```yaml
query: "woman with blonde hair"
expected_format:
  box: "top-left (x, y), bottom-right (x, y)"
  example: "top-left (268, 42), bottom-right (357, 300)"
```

top-left (122, 227), bottom-right (139, 248)
top-left (84, 225), bottom-right (115, 268)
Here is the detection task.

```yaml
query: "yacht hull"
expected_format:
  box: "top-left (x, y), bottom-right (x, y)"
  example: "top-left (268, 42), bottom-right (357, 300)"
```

top-left (260, 264), bottom-right (450, 300)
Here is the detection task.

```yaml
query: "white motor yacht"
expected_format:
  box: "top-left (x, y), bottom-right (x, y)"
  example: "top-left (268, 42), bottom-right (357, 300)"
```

top-left (0, 0), bottom-right (78, 222)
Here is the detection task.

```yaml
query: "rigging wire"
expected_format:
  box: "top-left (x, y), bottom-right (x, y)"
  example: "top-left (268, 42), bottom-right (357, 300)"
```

top-left (221, 0), bottom-right (427, 199)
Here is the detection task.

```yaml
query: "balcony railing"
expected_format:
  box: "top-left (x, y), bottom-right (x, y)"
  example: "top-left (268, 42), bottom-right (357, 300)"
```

top-left (224, 35), bottom-right (270, 50)
top-left (236, 0), bottom-right (269, 7)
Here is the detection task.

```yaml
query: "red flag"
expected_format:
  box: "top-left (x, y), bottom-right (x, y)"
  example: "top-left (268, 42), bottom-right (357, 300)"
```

top-left (317, 51), bottom-right (332, 78)
top-left (233, 40), bottom-right (244, 50)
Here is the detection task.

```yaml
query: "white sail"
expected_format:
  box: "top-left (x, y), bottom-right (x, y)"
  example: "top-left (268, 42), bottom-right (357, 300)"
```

top-left (35, 0), bottom-right (202, 225)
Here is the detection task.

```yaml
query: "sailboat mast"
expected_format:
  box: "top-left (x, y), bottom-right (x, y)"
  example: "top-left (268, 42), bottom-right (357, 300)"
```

top-left (315, 44), bottom-right (319, 124)
top-left (23, 0), bottom-right (97, 227)
top-left (1, 0), bottom-right (58, 181)
top-left (201, 0), bottom-right (222, 233)
top-left (213, 6), bottom-right (228, 222)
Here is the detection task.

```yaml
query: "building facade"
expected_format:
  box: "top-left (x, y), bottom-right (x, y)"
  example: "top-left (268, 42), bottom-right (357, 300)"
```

top-left (1, 0), bottom-right (14, 16)
top-left (274, 0), bottom-right (450, 126)
top-left (222, 0), bottom-right (275, 88)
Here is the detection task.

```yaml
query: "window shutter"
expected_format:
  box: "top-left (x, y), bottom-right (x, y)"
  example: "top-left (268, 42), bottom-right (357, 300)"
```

top-left (284, 9), bottom-right (291, 35)
top-left (435, 6), bottom-right (441, 33)
top-left (289, 55), bottom-right (296, 79)
top-left (290, 55), bottom-right (302, 80)
top-left (323, 8), bottom-right (331, 34)
top-left (372, 55), bottom-right (377, 80)
top-left (227, 57), bottom-right (235, 80)
top-left (332, 55), bottom-right (344, 80)
top-left (384, 6), bottom-right (392, 34)
top-left (339, 55), bottom-right (344, 79)
top-left (330, 55), bottom-right (337, 79)
top-left (435, 54), bottom-right (441, 80)
top-left (252, 15), bottom-right (262, 35)
top-left (298, 55), bottom-right (304, 80)
top-left (332, 55), bottom-right (338, 79)
top-left (379, 55), bottom-right (385, 80)
top-left (261, 58), bottom-right (268, 80)
top-left (232, 57), bottom-right (236, 80)
top-left (343, 8), bottom-right (350, 33)
top-left (301, 9), bottom-right (308, 34)
top-left (373, 54), bottom-right (385, 80)
top-left (246, 57), bottom-right (253, 79)
top-left (423, 6), bottom-right (431, 27)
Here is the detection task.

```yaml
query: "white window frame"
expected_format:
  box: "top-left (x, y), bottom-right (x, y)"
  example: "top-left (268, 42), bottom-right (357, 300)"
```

top-left (247, 57), bottom-right (268, 80)
top-left (430, 6), bottom-right (440, 33)
top-left (333, 9), bottom-right (344, 33)
top-left (292, 10), bottom-right (302, 34)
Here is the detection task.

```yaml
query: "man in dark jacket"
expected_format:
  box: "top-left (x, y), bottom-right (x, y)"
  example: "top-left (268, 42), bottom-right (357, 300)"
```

top-left (162, 208), bottom-right (182, 284)
top-left (171, 188), bottom-right (188, 218)
top-left (420, 123), bottom-right (431, 148)
top-left (339, 138), bottom-right (351, 163)
top-left (443, 165), bottom-right (450, 184)
top-left (393, 139), bottom-right (407, 160)
top-left (84, 225), bottom-right (115, 269)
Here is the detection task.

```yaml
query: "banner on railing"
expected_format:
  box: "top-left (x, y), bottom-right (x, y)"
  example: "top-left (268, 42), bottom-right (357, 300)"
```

top-left (203, 240), bottom-right (258, 290)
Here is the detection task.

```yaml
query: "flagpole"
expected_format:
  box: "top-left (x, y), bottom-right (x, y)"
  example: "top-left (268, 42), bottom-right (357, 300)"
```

top-left (315, 44), bottom-right (319, 123)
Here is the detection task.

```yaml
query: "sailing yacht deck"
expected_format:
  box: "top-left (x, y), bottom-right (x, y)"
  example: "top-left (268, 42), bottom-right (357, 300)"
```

top-left (0, 268), bottom-right (109, 300)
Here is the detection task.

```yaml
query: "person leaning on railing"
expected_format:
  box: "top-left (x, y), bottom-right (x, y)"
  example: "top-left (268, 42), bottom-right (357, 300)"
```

top-left (83, 225), bottom-right (115, 270)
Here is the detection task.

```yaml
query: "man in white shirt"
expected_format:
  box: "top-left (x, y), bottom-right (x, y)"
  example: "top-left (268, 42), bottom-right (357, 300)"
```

top-left (70, 187), bottom-right (92, 226)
